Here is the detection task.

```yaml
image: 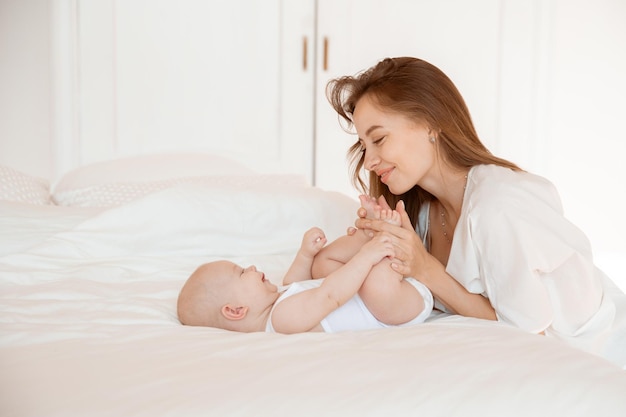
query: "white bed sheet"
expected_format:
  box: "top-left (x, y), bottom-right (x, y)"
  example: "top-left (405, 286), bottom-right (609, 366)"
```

top-left (1, 182), bottom-right (625, 417)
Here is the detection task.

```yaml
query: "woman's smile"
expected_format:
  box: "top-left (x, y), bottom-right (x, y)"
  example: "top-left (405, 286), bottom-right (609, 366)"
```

top-left (376, 167), bottom-right (394, 184)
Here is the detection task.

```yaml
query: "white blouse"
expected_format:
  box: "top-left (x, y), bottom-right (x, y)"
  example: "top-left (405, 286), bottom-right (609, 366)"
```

top-left (420, 164), bottom-right (625, 365)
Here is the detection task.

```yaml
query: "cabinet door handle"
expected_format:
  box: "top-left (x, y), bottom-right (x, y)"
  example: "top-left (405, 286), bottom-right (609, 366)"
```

top-left (323, 37), bottom-right (329, 71)
top-left (302, 36), bottom-right (308, 71)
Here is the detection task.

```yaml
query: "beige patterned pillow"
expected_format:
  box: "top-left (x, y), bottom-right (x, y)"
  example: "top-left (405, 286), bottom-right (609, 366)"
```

top-left (50, 153), bottom-right (303, 207)
top-left (0, 165), bottom-right (51, 205)
top-left (52, 175), bottom-right (307, 208)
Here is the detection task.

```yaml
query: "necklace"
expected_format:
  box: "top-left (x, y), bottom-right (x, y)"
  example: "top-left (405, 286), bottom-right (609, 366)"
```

top-left (437, 173), bottom-right (469, 245)
top-left (439, 203), bottom-right (452, 244)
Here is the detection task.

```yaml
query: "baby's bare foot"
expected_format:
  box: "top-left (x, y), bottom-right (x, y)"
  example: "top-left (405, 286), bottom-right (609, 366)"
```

top-left (359, 195), bottom-right (401, 225)
top-left (379, 208), bottom-right (401, 226)
top-left (358, 194), bottom-right (381, 220)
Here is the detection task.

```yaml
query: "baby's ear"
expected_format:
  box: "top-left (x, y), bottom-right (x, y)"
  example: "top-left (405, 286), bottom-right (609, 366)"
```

top-left (221, 305), bottom-right (249, 321)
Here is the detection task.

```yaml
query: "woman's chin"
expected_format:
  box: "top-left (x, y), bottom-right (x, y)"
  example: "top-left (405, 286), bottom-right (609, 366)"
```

top-left (386, 183), bottom-right (408, 195)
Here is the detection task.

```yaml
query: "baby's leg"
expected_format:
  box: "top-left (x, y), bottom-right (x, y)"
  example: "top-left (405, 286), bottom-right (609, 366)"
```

top-left (358, 259), bottom-right (426, 325)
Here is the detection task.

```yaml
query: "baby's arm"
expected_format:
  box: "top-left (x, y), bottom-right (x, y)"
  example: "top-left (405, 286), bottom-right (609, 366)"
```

top-left (282, 227), bottom-right (327, 285)
top-left (311, 231), bottom-right (370, 279)
top-left (271, 234), bottom-right (395, 333)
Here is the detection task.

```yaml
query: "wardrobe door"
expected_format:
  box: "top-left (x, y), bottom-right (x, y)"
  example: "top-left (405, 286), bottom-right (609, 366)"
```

top-left (75, 0), bottom-right (315, 181)
top-left (314, 0), bottom-right (502, 198)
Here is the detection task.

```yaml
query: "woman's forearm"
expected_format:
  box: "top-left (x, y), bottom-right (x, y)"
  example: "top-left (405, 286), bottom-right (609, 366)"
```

top-left (420, 261), bottom-right (496, 320)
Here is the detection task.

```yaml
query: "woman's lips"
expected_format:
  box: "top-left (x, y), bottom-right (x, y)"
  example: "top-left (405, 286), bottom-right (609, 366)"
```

top-left (377, 168), bottom-right (393, 183)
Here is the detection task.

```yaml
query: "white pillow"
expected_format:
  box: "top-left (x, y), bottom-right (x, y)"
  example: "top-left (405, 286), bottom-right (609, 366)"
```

top-left (6, 181), bottom-right (359, 268)
top-left (0, 165), bottom-right (51, 205)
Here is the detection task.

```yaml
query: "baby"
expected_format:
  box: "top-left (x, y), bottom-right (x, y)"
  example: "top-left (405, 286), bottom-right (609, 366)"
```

top-left (177, 197), bottom-right (433, 334)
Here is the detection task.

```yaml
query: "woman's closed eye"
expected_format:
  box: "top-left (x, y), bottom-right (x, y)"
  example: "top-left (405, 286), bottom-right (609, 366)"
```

top-left (357, 136), bottom-right (385, 153)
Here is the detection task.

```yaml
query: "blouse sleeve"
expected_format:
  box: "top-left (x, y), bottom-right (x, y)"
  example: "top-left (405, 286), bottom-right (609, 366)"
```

top-left (462, 170), bottom-right (605, 335)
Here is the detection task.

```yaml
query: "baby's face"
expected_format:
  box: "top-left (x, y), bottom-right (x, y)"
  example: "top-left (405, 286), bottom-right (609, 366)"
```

top-left (209, 261), bottom-right (278, 299)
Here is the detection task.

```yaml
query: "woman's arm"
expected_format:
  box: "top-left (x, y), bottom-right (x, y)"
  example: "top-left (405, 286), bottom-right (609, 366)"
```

top-left (410, 258), bottom-right (496, 320)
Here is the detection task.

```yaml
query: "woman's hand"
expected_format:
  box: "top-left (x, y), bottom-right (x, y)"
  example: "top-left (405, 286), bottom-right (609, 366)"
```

top-left (387, 201), bottom-right (431, 277)
top-left (353, 200), bottom-right (431, 280)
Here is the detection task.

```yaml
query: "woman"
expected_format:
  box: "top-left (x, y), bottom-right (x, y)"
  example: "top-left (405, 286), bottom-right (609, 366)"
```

top-left (327, 57), bottom-right (625, 366)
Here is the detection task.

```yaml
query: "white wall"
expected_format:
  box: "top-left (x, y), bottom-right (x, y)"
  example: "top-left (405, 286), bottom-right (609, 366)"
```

top-left (490, 0), bottom-right (626, 261)
top-left (545, 0), bottom-right (626, 261)
top-left (0, 0), bottom-right (53, 180)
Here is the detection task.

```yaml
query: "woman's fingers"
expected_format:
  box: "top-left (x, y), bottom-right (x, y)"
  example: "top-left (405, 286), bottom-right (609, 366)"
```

top-left (395, 200), bottom-right (414, 232)
top-left (355, 218), bottom-right (405, 239)
top-left (354, 217), bottom-right (374, 235)
top-left (390, 260), bottom-right (411, 276)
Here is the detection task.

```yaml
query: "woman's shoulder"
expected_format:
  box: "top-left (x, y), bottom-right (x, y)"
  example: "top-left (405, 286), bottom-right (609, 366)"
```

top-left (470, 164), bottom-right (552, 186)
top-left (468, 164), bottom-right (563, 213)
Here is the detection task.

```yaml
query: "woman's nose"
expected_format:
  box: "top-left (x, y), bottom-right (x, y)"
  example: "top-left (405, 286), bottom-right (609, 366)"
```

top-left (363, 149), bottom-right (379, 171)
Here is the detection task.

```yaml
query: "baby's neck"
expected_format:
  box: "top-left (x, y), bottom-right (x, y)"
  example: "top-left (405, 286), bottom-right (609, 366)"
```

top-left (235, 292), bottom-right (280, 333)
top-left (258, 303), bottom-right (275, 332)
top-left (233, 303), bottom-right (274, 333)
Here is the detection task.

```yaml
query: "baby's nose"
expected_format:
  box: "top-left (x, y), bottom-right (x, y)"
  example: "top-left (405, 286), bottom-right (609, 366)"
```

top-left (245, 265), bottom-right (257, 272)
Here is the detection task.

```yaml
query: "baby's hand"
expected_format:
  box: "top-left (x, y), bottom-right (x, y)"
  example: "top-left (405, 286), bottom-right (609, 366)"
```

top-left (358, 233), bottom-right (395, 266)
top-left (300, 227), bottom-right (327, 257)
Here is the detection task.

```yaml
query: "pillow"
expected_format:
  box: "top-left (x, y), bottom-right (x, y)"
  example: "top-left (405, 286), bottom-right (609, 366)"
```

top-left (53, 174), bottom-right (308, 207)
top-left (0, 165), bottom-right (51, 205)
top-left (51, 153), bottom-right (265, 207)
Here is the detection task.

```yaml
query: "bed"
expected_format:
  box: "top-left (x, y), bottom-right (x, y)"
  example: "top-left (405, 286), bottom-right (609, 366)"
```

top-left (1, 154), bottom-right (626, 417)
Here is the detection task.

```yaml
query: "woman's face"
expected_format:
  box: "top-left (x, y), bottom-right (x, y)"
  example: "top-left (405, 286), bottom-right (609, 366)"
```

top-left (352, 95), bottom-right (436, 195)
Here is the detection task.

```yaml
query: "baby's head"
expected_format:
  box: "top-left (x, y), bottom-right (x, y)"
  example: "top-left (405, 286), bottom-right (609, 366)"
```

top-left (177, 260), bottom-right (279, 331)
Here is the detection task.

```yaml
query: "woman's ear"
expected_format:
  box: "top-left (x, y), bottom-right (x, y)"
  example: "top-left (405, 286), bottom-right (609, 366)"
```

top-left (221, 304), bottom-right (249, 321)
